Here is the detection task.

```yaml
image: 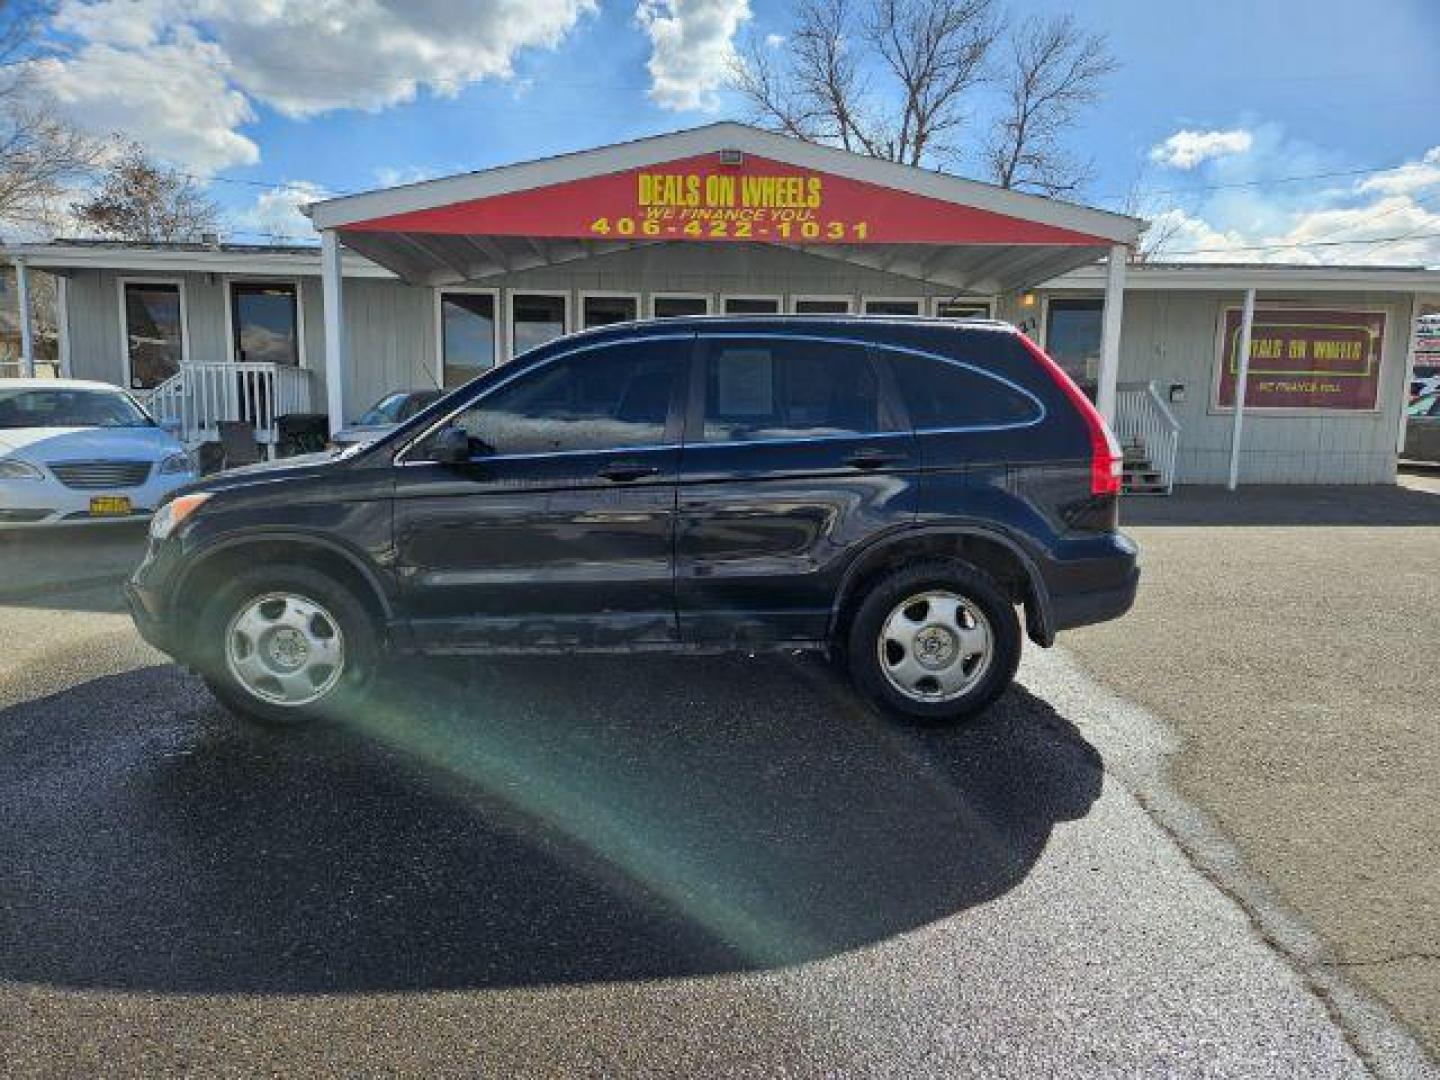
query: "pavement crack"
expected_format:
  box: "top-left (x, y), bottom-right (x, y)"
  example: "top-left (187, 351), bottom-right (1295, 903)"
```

top-left (1324, 953), bottom-right (1440, 969)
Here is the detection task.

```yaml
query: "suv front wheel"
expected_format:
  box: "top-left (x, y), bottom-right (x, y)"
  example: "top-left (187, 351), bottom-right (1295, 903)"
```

top-left (846, 559), bottom-right (1021, 722)
top-left (198, 565), bottom-right (377, 727)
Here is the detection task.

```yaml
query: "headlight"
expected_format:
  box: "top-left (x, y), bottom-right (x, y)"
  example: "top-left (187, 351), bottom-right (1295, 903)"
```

top-left (150, 492), bottom-right (212, 540)
top-left (0, 458), bottom-right (44, 481)
top-left (158, 451), bottom-right (194, 475)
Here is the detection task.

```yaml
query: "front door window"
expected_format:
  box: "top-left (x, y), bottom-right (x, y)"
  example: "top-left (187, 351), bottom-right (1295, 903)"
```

top-left (123, 282), bottom-right (184, 390)
top-left (231, 283), bottom-right (299, 366)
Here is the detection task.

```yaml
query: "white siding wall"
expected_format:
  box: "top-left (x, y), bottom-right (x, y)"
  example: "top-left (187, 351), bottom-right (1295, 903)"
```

top-left (1038, 288), bottom-right (1413, 485)
top-left (54, 251), bottom-right (1415, 485)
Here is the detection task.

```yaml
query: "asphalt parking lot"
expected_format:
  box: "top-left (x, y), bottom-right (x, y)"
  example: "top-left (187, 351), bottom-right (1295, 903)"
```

top-left (0, 511), bottom-right (1432, 1077)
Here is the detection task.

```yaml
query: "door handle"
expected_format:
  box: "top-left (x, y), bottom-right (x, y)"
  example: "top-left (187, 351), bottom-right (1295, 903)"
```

top-left (844, 449), bottom-right (907, 469)
top-left (598, 461), bottom-right (661, 482)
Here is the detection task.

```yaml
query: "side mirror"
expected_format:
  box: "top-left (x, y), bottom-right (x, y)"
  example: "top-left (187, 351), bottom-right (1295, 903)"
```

top-left (427, 424), bottom-right (471, 465)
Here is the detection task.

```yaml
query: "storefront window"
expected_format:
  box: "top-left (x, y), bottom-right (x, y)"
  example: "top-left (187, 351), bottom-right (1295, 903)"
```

top-left (793, 297), bottom-right (852, 314)
top-left (723, 296), bottom-right (781, 314)
top-left (863, 298), bottom-right (921, 316)
top-left (123, 281), bottom-right (184, 390)
top-left (935, 300), bottom-right (991, 319)
top-left (440, 291), bottom-right (497, 387)
top-left (653, 295), bottom-right (709, 318)
top-left (1045, 298), bottom-right (1103, 387)
top-left (582, 294), bottom-right (638, 328)
top-left (510, 293), bottom-right (566, 357)
top-left (230, 283), bottom-right (299, 366)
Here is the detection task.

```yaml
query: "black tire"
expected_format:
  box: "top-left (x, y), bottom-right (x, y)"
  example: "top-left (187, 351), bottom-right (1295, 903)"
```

top-left (196, 564), bottom-right (378, 728)
top-left (846, 558), bottom-right (1021, 723)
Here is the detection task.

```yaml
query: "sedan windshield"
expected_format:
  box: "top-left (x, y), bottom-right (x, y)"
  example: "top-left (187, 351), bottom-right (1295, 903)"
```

top-left (357, 393), bottom-right (412, 426)
top-left (0, 387), bottom-right (154, 429)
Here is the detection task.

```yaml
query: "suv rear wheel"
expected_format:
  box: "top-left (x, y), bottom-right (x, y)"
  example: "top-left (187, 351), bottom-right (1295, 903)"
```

top-left (198, 565), bottom-right (377, 727)
top-left (846, 559), bottom-right (1021, 722)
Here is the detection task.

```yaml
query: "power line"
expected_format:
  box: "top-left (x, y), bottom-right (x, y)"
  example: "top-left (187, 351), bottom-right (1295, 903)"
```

top-left (1158, 231), bottom-right (1440, 258)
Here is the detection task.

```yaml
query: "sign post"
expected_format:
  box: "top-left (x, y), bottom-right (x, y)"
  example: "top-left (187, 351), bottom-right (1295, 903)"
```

top-left (1227, 288), bottom-right (1256, 491)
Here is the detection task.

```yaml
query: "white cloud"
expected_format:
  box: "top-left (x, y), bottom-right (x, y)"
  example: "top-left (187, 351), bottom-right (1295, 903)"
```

top-left (206, 0), bottom-right (598, 118)
top-left (233, 180), bottom-right (330, 242)
top-left (373, 165), bottom-right (441, 189)
top-left (1357, 147), bottom-right (1440, 197)
top-left (636, 0), bottom-right (751, 112)
top-left (1149, 128), bottom-right (1254, 170)
top-left (1143, 144), bottom-right (1440, 267)
top-left (36, 0), bottom-right (598, 172)
top-left (765, 32), bottom-right (785, 47)
top-left (33, 35), bottom-right (259, 173)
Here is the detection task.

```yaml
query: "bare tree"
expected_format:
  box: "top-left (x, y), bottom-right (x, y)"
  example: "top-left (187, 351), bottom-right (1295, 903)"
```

top-left (733, 2), bottom-right (1115, 194)
top-left (733, 0), bottom-right (1000, 167)
top-left (72, 144), bottom-right (220, 242)
top-left (0, 1), bottom-right (102, 231)
top-left (984, 14), bottom-right (1117, 196)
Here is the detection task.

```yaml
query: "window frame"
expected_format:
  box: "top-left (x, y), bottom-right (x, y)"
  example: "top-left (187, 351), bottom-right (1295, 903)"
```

top-left (116, 276), bottom-right (190, 392)
top-left (433, 285), bottom-right (501, 387)
top-left (790, 295), bottom-right (855, 314)
top-left (396, 332), bottom-right (696, 465)
top-left (1040, 293), bottom-right (1104, 385)
top-left (861, 296), bottom-right (924, 317)
top-left (720, 294), bottom-right (783, 315)
top-left (223, 277), bottom-right (305, 369)
top-left (578, 290), bottom-right (642, 330)
top-left (931, 297), bottom-right (994, 319)
top-left (506, 290), bottom-right (570, 362)
top-left (650, 292), bottom-right (712, 319)
top-left (685, 331), bottom-right (903, 448)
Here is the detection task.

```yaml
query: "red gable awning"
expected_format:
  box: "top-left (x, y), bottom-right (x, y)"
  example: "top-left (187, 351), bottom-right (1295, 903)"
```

top-left (344, 152), bottom-right (1111, 248)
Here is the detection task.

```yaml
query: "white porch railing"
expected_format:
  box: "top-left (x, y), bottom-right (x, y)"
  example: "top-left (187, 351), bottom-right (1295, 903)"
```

top-left (139, 362), bottom-right (314, 450)
top-left (1114, 380), bottom-right (1181, 494)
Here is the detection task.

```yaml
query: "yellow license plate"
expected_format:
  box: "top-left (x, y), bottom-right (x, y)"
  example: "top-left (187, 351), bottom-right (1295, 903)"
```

top-left (89, 495), bottom-right (132, 516)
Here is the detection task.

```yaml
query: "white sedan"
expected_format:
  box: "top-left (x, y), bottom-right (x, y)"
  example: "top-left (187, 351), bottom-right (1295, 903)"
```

top-left (0, 379), bottom-right (196, 526)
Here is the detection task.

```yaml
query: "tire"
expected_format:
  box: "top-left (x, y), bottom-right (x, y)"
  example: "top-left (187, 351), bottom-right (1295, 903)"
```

top-left (196, 564), bottom-right (378, 728)
top-left (846, 558), bottom-right (1021, 723)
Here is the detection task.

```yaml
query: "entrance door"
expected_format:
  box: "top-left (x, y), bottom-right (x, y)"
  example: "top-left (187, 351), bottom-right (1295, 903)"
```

top-left (394, 336), bottom-right (692, 650)
top-left (230, 283), bottom-right (299, 366)
top-left (230, 282), bottom-right (300, 433)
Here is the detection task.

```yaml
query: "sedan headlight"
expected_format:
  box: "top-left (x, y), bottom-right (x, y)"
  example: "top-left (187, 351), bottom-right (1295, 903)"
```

top-left (157, 451), bottom-right (195, 475)
top-left (0, 458), bottom-right (44, 481)
top-left (150, 492), bottom-right (213, 540)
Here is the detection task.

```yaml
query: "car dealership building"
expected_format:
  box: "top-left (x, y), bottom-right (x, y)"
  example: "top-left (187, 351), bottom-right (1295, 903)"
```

top-left (6, 122), bottom-right (1439, 489)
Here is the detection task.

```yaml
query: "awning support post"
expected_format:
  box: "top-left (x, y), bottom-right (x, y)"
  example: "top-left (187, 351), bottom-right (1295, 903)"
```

top-left (1227, 287), bottom-right (1257, 491)
top-left (1096, 243), bottom-right (1127, 423)
top-left (1397, 293), bottom-right (1425, 457)
top-left (320, 230), bottom-right (347, 435)
top-left (15, 256), bottom-right (34, 377)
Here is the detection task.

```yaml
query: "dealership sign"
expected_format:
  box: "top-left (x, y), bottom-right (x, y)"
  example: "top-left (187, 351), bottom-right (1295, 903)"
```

top-left (1216, 308), bottom-right (1386, 411)
top-left (344, 153), bottom-right (1110, 247)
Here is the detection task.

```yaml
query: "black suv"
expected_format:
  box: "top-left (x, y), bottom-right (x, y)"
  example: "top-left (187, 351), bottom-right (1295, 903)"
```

top-left (127, 316), bottom-right (1138, 725)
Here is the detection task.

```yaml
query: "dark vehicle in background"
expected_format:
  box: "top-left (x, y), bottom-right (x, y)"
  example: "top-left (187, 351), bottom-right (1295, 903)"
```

top-left (328, 389), bottom-right (444, 448)
top-left (1404, 391), bottom-right (1440, 462)
top-left (126, 316), bottom-right (1138, 726)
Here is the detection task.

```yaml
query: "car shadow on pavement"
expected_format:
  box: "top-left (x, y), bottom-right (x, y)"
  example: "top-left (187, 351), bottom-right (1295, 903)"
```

top-left (0, 653), bottom-right (1102, 994)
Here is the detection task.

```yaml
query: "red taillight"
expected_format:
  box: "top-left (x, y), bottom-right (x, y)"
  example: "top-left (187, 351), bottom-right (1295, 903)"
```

top-left (1016, 332), bottom-right (1123, 496)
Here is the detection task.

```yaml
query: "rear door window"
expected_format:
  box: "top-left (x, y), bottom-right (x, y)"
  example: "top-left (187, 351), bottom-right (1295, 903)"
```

top-left (452, 341), bottom-right (685, 456)
top-left (700, 337), bottom-right (887, 442)
top-left (885, 349), bottom-right (1041, 429)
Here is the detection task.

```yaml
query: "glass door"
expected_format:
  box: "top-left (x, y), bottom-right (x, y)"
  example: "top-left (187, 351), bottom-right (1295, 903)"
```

top-left (231, 283), bottom-right (299, 365)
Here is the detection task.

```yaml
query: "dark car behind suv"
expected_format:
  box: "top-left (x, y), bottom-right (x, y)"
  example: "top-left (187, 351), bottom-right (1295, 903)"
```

top-left (127, 316), bottom-right (1138, 726)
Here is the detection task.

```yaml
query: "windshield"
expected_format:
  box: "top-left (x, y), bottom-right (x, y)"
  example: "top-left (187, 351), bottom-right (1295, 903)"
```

top-left (357, 393), bottom-right (413, 426)
top-left (0, 387), bottom-right (154, 430)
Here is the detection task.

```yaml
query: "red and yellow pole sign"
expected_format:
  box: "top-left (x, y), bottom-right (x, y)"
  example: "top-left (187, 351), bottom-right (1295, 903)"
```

top-left (345, 153), bottom-right (1110, 247)
top-left (1216, 308), bottom-right (1385, 411)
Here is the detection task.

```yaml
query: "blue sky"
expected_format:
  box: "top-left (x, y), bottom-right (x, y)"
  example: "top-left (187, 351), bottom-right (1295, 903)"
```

top-left (30, 0), bottom-right (1440, 264)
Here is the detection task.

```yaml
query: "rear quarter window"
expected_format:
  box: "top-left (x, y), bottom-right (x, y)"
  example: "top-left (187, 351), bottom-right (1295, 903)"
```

top-left (884, 349), bottom-right (1042, 429)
